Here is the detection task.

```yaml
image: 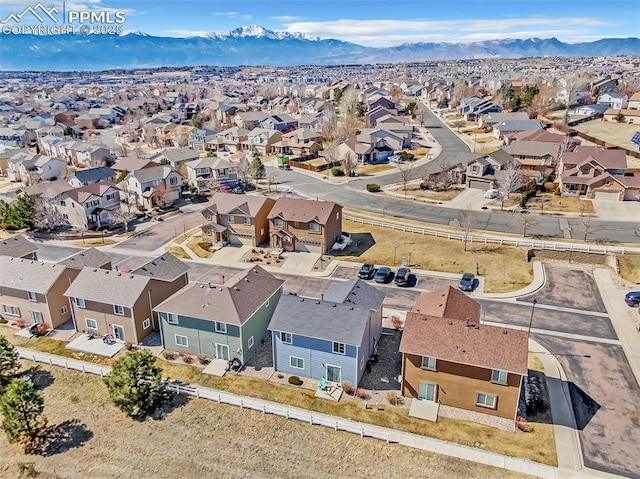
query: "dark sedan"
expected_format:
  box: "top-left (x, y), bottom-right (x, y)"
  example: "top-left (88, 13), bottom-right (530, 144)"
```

top-left (625, 291), bottom-right (640, 307)
top-left (374, 266), bottom-right (393, 284)
top-left (358, 263), bottom-right (375, 280)
top-left (458, 272), bottom-right (475, 292)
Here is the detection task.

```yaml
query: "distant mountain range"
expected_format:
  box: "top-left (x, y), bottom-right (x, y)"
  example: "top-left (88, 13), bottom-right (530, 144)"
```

top-left (1, 25), bottom-right (639, 71)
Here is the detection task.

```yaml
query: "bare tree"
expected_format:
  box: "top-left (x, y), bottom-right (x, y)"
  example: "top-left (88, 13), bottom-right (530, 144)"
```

top-left (266, 166), bottom-right (279, 192)
top-left (342, 150), bottom-right (357, 177)
top-left (580, 213), bottom-right (599, 242)
top-left (150, 183), bottom-right (173, 208)
top-left (111, 207), bottom-right (136, 233)
top-left (237, 154), bottom-right (250, 184)
top-left (514, 211), bottom-right (539, 237)
top-left (496, 161), bottom-right (526, 210)
top-left (457, 204), bottom-right (475, 251)
top-left (33, 197), bottom-right (67, 231)
top-left (397, 161), bottom-right (415, 199)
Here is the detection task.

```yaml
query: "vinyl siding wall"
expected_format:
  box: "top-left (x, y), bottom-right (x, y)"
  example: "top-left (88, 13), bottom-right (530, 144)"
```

top-left (240, 288), bottom-right (282, 362)
top-left (271, 331), bottom-right (359, 386)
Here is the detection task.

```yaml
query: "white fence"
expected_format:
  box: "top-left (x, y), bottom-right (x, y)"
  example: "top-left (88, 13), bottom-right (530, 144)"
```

top-left (343, 214), bottom-right (640, 255)
top-left (17, 349), bottom-right (395, 444)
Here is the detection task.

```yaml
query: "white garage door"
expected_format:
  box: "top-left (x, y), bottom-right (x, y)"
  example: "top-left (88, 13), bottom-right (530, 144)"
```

top-left (469, 179), bottom-right (491, 191)
top-left (624, 189), bottom-right (640, 201)
top-left (592, 190), bottom-right (620, 201)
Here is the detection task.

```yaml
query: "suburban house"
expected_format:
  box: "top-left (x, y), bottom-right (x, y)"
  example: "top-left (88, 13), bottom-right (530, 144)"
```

top-left (628, 92), bottom-right (640, 110)
top-left (457, 97), bottom-right (502, 121)
top-left (477, 112), bottom-right (529, 128)
top-left (188, 128), bottom-right (216, 152)
top-left (184, 156), bottom-right (238, 194)
top-left (0, 235), bottom-right (39, 259)
top-left (503, 141), bottom-right (560, 177)
top-left (242, 128), bottom-right (282, 155)
top-left (259, 114), bottom-right (298, 132)
top-left (297, 113), bottom-right (324, 132)
top-left (272, 129), bottom-right (322, 158)
top-left (0, 256), bottom-right (80, 329)
top-left (201, 193), bottom-right (275, 246)
top-left (590, 78), bottom-right (618, 95)
top-left (465, 150), bottom-right (514, 191)
top-left (269, 279), bottom-right (385, 387)
top-left (493, 120), bottom-right (543, 140)
top-left (602, 109), bottom-right (640, 124)
top-left (597, 92), bottom-right (628, 110)
top-left (64, 253), bottom-right (189, 343)
top-left (58, 247), bottom-right (112, 270)
top-left (267, 197), bottom-right (343, 253)
top-left (6, 152), bottom-right (67, 183)
top-left (210, 127), bottom-right (249, 152)
top-left (54, 182), bottom-right (122, 230)
top-left (67, 166), bottom-right (116, 187)
top-left (338, 133), bottom-right (394, 164)
top-left (151, 147), bottom-right (200, 176)
top-left (122, 165), bottom-right (183, 209)
top-left (111, 156), bottom-right (157, 176)
top-left (154, 266), bottom-right (284, 363)
top-left (558, 146), bottom-right (640, 201)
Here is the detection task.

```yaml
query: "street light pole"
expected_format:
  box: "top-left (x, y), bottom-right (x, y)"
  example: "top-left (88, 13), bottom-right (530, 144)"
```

top-left (393, 244), bottom-right (400, 266)
top-left (527, 299), bottom-right (538, 336)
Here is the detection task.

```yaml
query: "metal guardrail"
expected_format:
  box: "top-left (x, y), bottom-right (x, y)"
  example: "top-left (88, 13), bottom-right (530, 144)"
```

top-left (343, 214), bottom-right (640, 255)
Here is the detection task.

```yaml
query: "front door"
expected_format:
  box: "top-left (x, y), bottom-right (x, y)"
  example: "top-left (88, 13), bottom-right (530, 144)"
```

top-left (418, 381), bottom-right (437, 401)
top-left (326, 364), bottom-right (342, 383)
top-left (216, 343), bottom-right (229, 361)
top-left (112, 324), bottom-right (125, 342)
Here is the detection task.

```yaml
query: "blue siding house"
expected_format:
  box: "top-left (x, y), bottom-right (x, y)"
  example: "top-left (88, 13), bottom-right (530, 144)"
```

top-left (269, 279), bottom-right (384, 387)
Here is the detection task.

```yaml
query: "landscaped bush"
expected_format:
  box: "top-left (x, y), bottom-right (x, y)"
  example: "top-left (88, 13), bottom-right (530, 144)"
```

top-left (331, 167), bottom-right (345, 177)
top-left (338, 380), bottom-right (352, 395)
top-left (387, 391), bottom-right (399, 405)
top-left (179, 352), bottom-right (193, 364)
top-left (198, 242), bottom-right (213, 251)
top-left (366, 183), bottom-right (381, 192)
top-left (554, 187), bottom-right (561, 196)
top-left (288, 375), bottom-right (303, 386)
top-left (124, 340), bottom-right (134, 351)
top-left (391, 316), bottom-right (403, 329)
top-left (197, 353), bottom-right (208, 365)
top-left (161, 350), bottom-right (177, 360)
top-left (355, 387), bottom-right (367, 399)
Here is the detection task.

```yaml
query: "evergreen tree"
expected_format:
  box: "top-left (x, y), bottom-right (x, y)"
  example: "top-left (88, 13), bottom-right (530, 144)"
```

top-left (1, 379), bottom-right (48, 451)
top-left (0, 336), bottom-right (19, 383)
top-left (248, 156), bottom-right (266, 185)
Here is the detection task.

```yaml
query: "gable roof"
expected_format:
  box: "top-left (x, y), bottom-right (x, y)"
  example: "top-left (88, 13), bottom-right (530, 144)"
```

top-left (64, 181), bottom-right (117, 203)
top-left (131, 252), bottom-right (190, 282)
top-left (0, 235), bottom-right (38, 258)
top-left (0, 256), bottom-right (68, 294)
top-left (68, 166), bottom-right (114, 183)
top-left (412, 286), bottom-right (481, 321)
top-left (267, 197), bottom-right (340, 224)
top-left (203, 193), bottom-right (274, 217)
top-left (112, 157), bottom-right (156, 172)
top-left (156, 147), bottom-right (200, 163)
top-left (58, 247), bottom-right (112, 270)
top-left (561, 146), bottom-right (627, 170)
top-left (64, 267), bottom-right (151, 307)
top-left (154, 266), bottom-right (283, 325)
top-left (400, 312), bottom-right (528, 375)
top-left (131, 165), bottom-right (180, 184)
top-left (322, 279), bottom-right (385, 311)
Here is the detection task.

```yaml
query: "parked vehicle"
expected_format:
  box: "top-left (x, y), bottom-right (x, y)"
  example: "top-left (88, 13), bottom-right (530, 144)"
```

top-left (278, 163), bottom-right (291, 170)
top-left (458, 272), bottom-right (475, 292)
top-left (358, 263), bottom-right (375, 280)
top-left (394, 267), bottom-right (411, 286)
top-left (484, 189), bottom-right (500, 199)
top-left (374, 266), bottom-right (393, 284)
top-left (625, 291), bottom-right (640, 307)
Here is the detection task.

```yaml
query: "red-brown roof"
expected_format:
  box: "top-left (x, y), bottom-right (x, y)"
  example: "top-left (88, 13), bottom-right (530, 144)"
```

top-left (267, 197), bottom-right (341, 224)
top-left (412, 285), bottom-right (481, 321)
top-left (400, 312), bottom-right (529, 375)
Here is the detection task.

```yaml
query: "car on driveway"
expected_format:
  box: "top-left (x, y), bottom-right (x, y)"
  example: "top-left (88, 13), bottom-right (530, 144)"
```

top-left (374, 266), bottom-right (393, 284)
top-left (358, 263), bottom-right (375, 280)
top-left (394, 267), bottom-right (411, 286)
top-left (625, 291), bottom-right (640, 307)
top-left (458, 272), bottom-right (475, 292)
top-left (484, 189), bottom-right (500, 199)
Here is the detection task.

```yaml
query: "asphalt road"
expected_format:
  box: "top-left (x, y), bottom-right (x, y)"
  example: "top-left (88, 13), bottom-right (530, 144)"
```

top-left (275, 106), bottom-right (640, 243)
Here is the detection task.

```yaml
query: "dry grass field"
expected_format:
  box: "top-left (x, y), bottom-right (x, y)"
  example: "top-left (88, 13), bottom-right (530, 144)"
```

top-left (163, 245), bottom-right (190, 259)
top-left (618, 254), bottom-right (640, 283)
top-left (573, 121), bottom-right (640, 150)
top-left (0, 365), bottom-right (536, 479)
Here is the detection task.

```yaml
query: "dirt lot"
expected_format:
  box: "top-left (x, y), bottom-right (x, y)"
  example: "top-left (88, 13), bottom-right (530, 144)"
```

top-left (618, 254), bottom-right (640, 283)
top-left (573, 121), bottom-right (640, 151)
top-left (0, 365), bottom-right (534, 479)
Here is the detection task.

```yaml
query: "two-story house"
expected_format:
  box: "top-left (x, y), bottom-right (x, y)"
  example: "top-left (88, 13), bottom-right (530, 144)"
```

top-left (597, 92), bottom-right (628, 110)
top-left (242, 128), bottom-right (282, 155)
top-left (66, 166), bottom-right (116, 188)
top-left (55, 181), bottom-right (121, 229)
top-left (0, 256), bottom-right (80, 329)
top-left (201, 193), bottom-right (275, 246)
top-left (7, 152), bottom-right (67, 184)
top-left (272, 129), bottom-right (322, 159)
top-left (338, 133), bottom-right (394, 164)
top-left (465, 150), bottom-right (514, 191)
top-left (210, 127), bottom-right (249, 152)
top-left (267, 197), bottom-right (343, 253)
top-left (122, 165), bottom-right (183, 209)
top-left (155, 266), bottom-right (284, 364)
top-left (184, 156), bottom-right (237, 194)
top-left (64, 253), bottom-right (189, 343)
top-left (188, 128), bottom-right (216, 152)
top-left (269, 279), bottom-right (385, 387)
top-left (0, 235), bottom-right (39, 260)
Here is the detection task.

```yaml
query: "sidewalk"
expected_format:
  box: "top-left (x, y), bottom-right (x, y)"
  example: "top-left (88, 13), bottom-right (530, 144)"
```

top-left (13, 345), bottom-right (620, 479)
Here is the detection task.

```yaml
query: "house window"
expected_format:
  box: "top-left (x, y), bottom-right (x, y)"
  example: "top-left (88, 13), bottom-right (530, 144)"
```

top-left (60, 200), bottom-right (66, 206)
top-left (332, 342), bottom-right (345, 354)
top-left (142, 318), bottom-right (151, 330)
top-left (274, 218), bottom-right (283, 228)
top-left (336, 212), bottom-right (339, 220)
top-left (27, 291), bottom-right (37, 302)
top-left (471, 166), bottom-right (479, 174)
top-left (60, 305), bottom-right (68, 315)
top-left (206, 215), bottom-right (212, 221)
top-left (167, 313), bottom-right (178, 325)
top-left (85, 318), bottom-right (98, 330)
top-left (289, 356), bottom-right (304, 369)
top-left (215, 321), bottom-right (227, 334)
top-left (243, 217), bottom-right (251, 225)
top-left (228, 215), bottom-right (235, 223)
top-left (2, 305), bottom-right (20, 317)
top-left (281, 332), bottom-right (292, 344)
top-left (309, 222), bottom-right (320, 232)
top-left (265, 299), bottom-right (270, 308)
top-left (106, 193), bottom-right (115, 201)
top-left (421, 356), bottom-right (437, 370)
top-left (248, 336), bottom-right (254, 349)
top-left (113, 304), bottom-right (125, 316)
top-left (175, 334), bottom-right (188, 347)
top-left (294, 221), bottom-right (299, 228)
top-left (476, 392), bottom-right (497, 409)
top-left (169, 177), bottom-right (178, 185)
top-left (75, 298), bottom-right (85, 308)
top-left (491, 369), bottom-right (508, 384)
top-left (63, 214), bottom-right (69, 220)
top-left (605, 180), bottom-right (611, 186)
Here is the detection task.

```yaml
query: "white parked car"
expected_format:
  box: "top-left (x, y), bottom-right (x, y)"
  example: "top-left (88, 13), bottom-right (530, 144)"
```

top-left (484, 189), bottom-right (500, 199)
top-left (389, 155), bottom-right (403, 163)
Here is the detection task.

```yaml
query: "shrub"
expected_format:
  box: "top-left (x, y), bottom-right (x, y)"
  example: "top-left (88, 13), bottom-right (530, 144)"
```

top-left (366, 183), bottom-right (381, 192)
top-left (124, 340), bottom-right (134, 351)
top-left (197, 353), bottom-right (208, 365)
top-left (179, 352), bottom-right (193, 364)
top-left (277, 373), bottom-right (284, 379)
top-left (355, 387), bottom-right (367, 399)
top-left (288, 375), bottom-right (302, 386)
top-left (554, 187), bottom-right (561, 196)
top-left (198, 242), bottom-right (213, 251)
top-left (391, 315), bottom-right (403, 329)
top-left (161, 350), bottom-right (177, 360)
top-left (341, 380), bottom-right (354, 395)
top-left (331, 167), bottom-right (345, 177)
top-left (387, 391), bottom-right (399, 405)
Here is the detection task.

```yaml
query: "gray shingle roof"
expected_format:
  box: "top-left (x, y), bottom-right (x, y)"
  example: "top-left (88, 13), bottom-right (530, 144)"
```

top-left (69, 166), bottom-right (114, 183)
top-left (131, 252), bottom-right (189, 282)
top-left (0, 256), bottom-right (67, 294)
top-left (268, 294), bottom-right (370, 346)
top-left (322, 279), bottom-right (385, 311)
top-left (64, 267), bottom-right (151, 307)
top-left (58, 247), bottom-right (112, 270)
top-left (131, 165), bottom-right (177, 184)
top-left (0, 235), bottom-right (38, 258)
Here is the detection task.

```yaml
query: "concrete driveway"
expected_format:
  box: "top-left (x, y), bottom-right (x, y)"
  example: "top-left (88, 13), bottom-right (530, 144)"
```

top-left (592, 199), bottom-right (640, 220)
top-left (444, 188), bottom-right (493, 211)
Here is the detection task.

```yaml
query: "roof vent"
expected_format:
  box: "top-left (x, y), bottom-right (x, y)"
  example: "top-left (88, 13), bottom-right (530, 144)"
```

top-left (332, 304), bottom-right (337, 307)
top-left (234, 287), bottom-right (240, 291)
top-left (117, 272), bottom-right (121, 276)
top-left (503, 330), bottom-right (508, 334)
top-left (448, 321), bottom-right (453, 325)
top-left (218, 287), bottom-right (222, 291)
top-left (300, 298), bottom-right (304, 302)
top-left (93, 268), bottom-right (97, 272)
top-left (129, 275), bottom-right (134, 279)
top-left (350, 306), bottom-right (354, 310)
top-left (316, 300), bottom-right (320, 304)
top-left (105, 270), bottom-right (109, 274)
top-left (245, 278), bottom-right (249, 282)
top-left (200, 284), bottom-right (204, 288)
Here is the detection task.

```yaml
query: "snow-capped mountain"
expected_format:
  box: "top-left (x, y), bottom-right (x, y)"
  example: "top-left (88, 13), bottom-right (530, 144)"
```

top-left (0, 26), bottom-right (638, 71)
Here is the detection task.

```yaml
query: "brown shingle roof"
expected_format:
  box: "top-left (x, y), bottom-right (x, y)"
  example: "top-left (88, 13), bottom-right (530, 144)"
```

top-left (412, 286), bottom-right (481, 321)
top-left (204, 193), bottom-right (274, 218)
top-left (400, 312), bottom-right (528, 375)
top-left (267, 197), bottom-right (340, 224)
top-left (0, 235), bottom-right (38, 258)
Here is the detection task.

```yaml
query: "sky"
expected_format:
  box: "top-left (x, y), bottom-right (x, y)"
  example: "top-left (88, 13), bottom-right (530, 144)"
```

top-left (1, 0), bottom-right (639, 46)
